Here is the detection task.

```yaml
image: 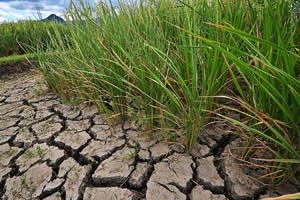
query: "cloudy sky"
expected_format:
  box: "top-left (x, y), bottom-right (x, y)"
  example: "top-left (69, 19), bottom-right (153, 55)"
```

top-left (0, 0), bottom-right (120, 22)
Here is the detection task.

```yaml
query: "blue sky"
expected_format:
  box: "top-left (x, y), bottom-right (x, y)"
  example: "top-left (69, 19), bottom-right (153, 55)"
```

top-left (0, 0), bottom-right (71, 22)
top-left (0, 0), bottom-right (121, 22)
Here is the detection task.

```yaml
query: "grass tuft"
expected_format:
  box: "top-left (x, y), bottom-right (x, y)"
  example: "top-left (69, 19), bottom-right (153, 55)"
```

top-left (31, 0), bottom-right (300, 183)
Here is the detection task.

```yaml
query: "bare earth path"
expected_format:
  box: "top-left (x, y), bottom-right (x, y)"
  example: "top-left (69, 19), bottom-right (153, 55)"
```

top-left (0, 69), bottom-right (299, 200)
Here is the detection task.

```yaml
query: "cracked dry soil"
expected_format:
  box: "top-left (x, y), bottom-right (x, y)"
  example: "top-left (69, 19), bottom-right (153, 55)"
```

top-left (0, 69), bottom-right (299, 200)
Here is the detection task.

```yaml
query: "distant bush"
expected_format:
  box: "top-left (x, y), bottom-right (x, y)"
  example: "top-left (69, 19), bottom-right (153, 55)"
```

top-left (0, 20), bottom-right (70, 57)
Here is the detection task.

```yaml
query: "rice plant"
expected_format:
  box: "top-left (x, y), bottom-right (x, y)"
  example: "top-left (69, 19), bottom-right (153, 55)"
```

top-left (36, 0), bottom-right (299, 183)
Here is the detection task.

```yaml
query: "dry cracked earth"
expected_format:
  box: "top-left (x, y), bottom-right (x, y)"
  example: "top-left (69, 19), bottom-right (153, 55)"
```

top-left (0, 69), bottom-right (299, 200)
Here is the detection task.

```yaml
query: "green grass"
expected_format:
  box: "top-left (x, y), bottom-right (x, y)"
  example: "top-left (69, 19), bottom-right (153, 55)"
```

top-left (0, 51), bottom-right (74, 66)
top-left (0, 53), bottom-right (36, 64)
top-left (0, 20), bottom-right (69, 57)
top-left (31, 0), bottom-right (300, 183)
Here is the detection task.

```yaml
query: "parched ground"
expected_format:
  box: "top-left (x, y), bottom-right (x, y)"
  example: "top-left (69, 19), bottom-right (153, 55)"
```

top-left (0, 69), bottom-right (299, 200)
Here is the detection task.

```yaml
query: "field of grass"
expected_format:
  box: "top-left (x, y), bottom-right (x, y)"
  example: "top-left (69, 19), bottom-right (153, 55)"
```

top-left (1, 0), bottom-right (299, 184)
top-left (0, 20), bottom-right (69, 57)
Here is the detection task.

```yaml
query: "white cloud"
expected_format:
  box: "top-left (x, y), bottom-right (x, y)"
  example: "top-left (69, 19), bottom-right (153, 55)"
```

top-left (0, 0), bottom-right (126, 22)
top-left (0, 0), bottom-right (67, 22)
top-left (0, 16), bottom-right (6, 23)
top-left (0, 2), bottom-right (12, 10)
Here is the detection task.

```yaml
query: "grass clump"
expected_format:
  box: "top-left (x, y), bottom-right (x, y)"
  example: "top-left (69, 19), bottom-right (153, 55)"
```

top-left (36, 0), bottom-right (299, 183)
